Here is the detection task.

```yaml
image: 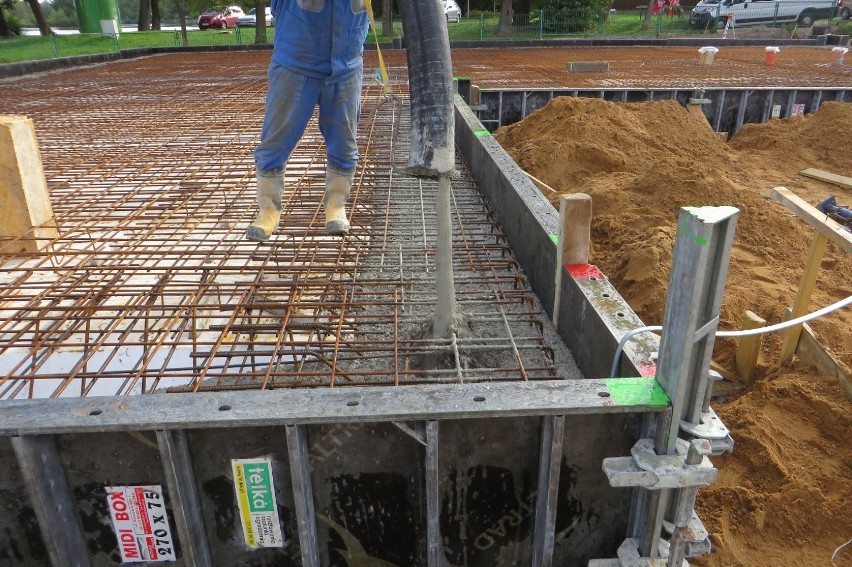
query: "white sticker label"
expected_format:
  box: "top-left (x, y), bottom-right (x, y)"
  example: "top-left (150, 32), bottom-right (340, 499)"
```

top-left (771, 104), bottom-right (782, 118)
top-left (105, 485), bottom-right (176, 562)
top-left (232, 458), bottom-right (284, 548)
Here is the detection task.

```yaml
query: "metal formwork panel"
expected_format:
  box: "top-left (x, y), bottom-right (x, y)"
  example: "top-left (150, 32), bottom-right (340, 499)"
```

top-left (0, 436), bottom-right (49, 566)
top-left (0, 382), bottom-right (667, 566)
top-left (476, 87), bottom-right (852, 134)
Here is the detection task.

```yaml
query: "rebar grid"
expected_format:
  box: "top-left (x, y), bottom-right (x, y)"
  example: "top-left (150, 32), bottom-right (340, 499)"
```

top-left (369, 46), bottom-right (852, 89)
top-left (1, 53), bottom-right (576, 399)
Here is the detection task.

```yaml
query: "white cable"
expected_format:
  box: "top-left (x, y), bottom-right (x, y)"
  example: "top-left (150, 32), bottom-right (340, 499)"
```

top-left (832, 537), bottom-right (852, 567)
top-left (609, 294), bottom-right (852, 377)
top-left (713, 294), bottom-right (852, 337)
top-left (610, 326), bottom-right (662, 378)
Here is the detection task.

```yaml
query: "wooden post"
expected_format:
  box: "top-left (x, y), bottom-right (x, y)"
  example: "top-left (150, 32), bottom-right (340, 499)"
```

top-left (553, 194), bottom-right (592, 326)
top-left (0, 115), bottom-right (59, 253)
top-left (770, 187), bottom-right (852, 366)
top-left (778, 232), bottom-right (829, 365)
top-left (735, 310), bottom-right (766, 385)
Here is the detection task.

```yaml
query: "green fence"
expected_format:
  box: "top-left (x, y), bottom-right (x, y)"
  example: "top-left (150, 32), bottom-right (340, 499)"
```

top-left (1, 4), bottom-right (846, 66)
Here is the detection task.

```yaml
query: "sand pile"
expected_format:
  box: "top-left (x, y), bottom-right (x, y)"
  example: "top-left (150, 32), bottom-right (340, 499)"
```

top-left (494, 97), bottom-right (852, 371)
top-left (494, 98), bottom-right (852, 567)
top-left (694, 366), bottom-right (852, 567)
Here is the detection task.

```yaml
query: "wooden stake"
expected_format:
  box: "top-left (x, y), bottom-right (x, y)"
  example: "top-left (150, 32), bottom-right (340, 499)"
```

top-left (778, 232), bottom-right (829, 365)
top-left (735, 310), bottom-right (766, 385)
top-left (553, 193), bottom-right (592, 326)
top-left (0, 115), bottom-right (59, 253)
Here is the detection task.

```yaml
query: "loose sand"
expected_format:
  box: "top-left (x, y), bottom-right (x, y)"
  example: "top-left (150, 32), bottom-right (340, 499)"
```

top-left (494, 99), bottom-right (852, 567)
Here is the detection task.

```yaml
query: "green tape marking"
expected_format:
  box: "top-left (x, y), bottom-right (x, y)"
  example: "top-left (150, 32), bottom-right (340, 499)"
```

top-left (549, 234), bottom-right (558, 245)
top-left (474, 129), bottom-right (491, 137)
top-left (677, 221), bottom-right (708, 246)
top-left (605, 378), bottom-right (669, 407)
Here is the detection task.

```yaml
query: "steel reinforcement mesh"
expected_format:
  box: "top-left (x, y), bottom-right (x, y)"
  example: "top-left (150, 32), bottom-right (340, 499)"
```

top-left (0, 52), bottom-right (579, 399)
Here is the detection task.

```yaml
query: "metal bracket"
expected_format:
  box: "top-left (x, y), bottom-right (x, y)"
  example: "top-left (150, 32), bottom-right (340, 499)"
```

top-left (680, 406), bottom-right (734, 456)
top-left (587, 538), bottom-right (690, 566)
top-left (602, 438), bottom-right (716, 490)
top-left (392, 421), bottom-right (427, 446)
top-left (662, 512), bottom-right (712, 558)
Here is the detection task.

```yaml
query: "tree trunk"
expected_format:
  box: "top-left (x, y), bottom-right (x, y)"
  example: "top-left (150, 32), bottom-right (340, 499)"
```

top-left (0, 6), bottom-right (12, 38)
top-left (174, 0), bottom-right (188, 46)
top-left (151, 0), bottom-right (161, 30)
top-left (254, 0), bottom-right (267, 43)
top-left (382, 0), bottom-right (393, 37)
top-left (497, 0), bottom-right (513, 35)
top-left (26, 0), bottom-right (52, 35)
top-left (138, 0), bottom-right (151, 31)
top-left (641, 3), bottom-right (655, 30)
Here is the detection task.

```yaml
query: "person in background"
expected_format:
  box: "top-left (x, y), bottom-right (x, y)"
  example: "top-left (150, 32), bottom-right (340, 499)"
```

top-left (246, 0), bottom-right (370, 242)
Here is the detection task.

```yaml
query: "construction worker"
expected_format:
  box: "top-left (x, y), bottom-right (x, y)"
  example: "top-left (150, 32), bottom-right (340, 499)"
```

top-left (246, 0), bottom-right (370, 242)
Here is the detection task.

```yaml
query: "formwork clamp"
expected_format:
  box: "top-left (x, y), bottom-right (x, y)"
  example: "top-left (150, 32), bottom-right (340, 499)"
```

top-left (587, 538), bottom-right (690, 567)
top-left (601, 438), bottom-right (716, 490)
top-left (680, 370), bottom-right (734, 456)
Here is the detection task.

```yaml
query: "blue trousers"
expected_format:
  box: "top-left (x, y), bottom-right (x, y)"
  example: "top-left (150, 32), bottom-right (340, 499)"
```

top-left (254, 62), bottom-right (363, 178)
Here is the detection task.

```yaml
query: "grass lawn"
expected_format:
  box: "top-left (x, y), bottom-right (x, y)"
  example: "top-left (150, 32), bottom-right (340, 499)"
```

top-left (3, 14), bottom-right (850, 66)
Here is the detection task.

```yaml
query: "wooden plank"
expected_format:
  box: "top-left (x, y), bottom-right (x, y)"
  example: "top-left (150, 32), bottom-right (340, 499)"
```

top-left (735, 310), bottom-right (766, 385)
top-left (770, 187), bottom-right (852, 254)
top-left (779, 232), bottom-right (829, 364)
top-left (686, 104), bottom-right (713, 130)
top-left (0, 115), bottom-right (59, 253)
top-left (799, 167), bottom-right (852, 189)
top-left (796, 322), bottom-right (852, 401)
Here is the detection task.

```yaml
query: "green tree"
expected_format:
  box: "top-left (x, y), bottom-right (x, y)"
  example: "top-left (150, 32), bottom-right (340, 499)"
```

top-left (0, 0), bottom-right (15, 37)
top-left (45, 0), bottom-right (78, 27)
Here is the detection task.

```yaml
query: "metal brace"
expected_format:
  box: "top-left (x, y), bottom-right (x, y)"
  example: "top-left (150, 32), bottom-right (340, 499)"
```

top-left (602, 438), bottom-right (716, 490)
top-left (662, 512), bottom-right (712, 558)
top-left (587, 538), bottom-right (690, 567)
top-left (680, 406), bottom-right (733, 455)
top-left (680, 370), bottom-right (734, 456)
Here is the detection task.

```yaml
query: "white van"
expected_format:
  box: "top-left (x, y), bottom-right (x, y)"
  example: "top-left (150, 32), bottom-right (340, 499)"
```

top-left (689, 0), bottom-right (837, 28)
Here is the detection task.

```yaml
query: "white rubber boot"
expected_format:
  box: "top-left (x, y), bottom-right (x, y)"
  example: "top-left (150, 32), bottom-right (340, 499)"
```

top-left (324, 171), bottom-right (352, 235)
top-left (245, 174), bottom-right (284, 242)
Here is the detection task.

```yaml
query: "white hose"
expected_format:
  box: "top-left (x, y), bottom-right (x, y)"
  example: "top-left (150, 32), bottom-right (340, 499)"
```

top-left (609, 294), bottom-right (852, 378)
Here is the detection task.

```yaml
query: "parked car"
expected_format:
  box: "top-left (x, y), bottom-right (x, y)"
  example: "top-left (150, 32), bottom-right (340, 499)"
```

top-left (198, 6), bottom-right (245, 30)
top-left (840, 0), bottom-right (851, 19)
top-left (237, 7), bottom-right (275, 27)
top-left (689, 0), bottom-right (836, 29)
top-left (443, 0), bottom-right (462, 22)
top-left (197, 8), bottom-right (221, 29)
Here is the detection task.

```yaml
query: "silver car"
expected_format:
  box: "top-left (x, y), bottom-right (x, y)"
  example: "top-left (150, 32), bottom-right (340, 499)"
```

top-left (237, 7), bottom-right (274, 27)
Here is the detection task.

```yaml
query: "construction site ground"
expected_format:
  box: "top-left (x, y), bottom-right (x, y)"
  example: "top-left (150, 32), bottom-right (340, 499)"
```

top-left (2, 46), bottom-right (851, 566)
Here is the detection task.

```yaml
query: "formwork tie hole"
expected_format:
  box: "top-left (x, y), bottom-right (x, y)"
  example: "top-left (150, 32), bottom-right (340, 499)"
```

top-left (89, 409), bottom-right (102, 416)
top-left (347, 401), bottom-right (360, 407)
top-left (602, 293), bottom-right (611, 298)
top-left (218, 405), bottom-right (232, 412)
top-left (473, 396), bottom-right (486, 402)
top-left (616, 312), bottom-right (626, 318)
top-left (598, 391), bottom-right (611, 398)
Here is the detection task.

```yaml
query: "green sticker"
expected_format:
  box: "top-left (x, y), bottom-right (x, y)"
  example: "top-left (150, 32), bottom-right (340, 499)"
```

top-left (474, 129), bottom-right (491, 137)
top-left (605, 377), bottom-right (669, 407)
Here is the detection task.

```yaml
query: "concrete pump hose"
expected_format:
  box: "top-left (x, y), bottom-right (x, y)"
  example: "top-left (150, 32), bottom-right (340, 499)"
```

top-left (398, 0), bottom-right (455, 177)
